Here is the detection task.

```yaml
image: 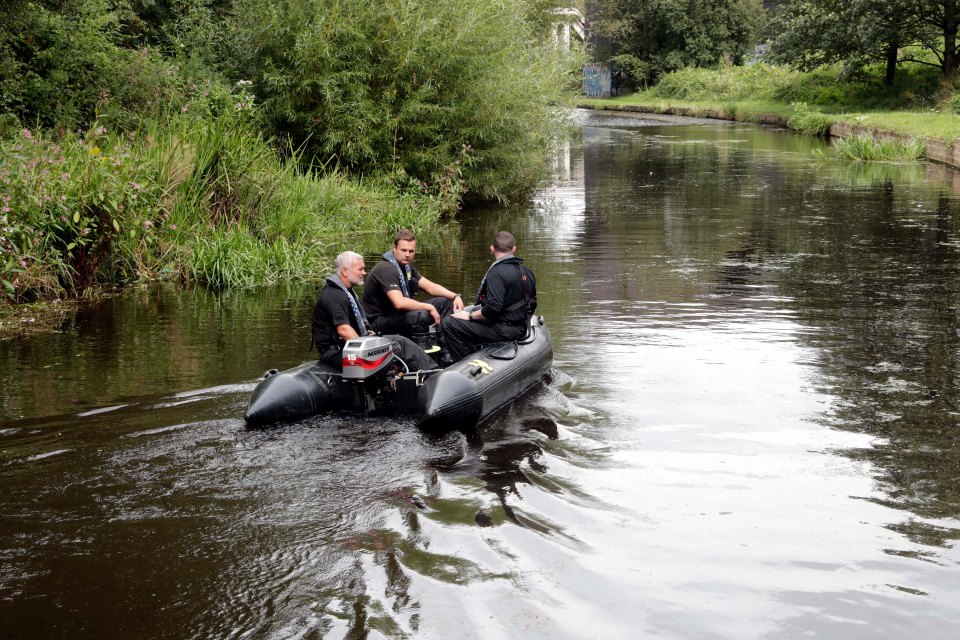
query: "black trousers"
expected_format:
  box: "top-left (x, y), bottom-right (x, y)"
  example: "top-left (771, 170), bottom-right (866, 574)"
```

top-left (318, 335), bottom-right (435, 372)
top-left (369, 297), bottom-right (453, 338)
top-left (440, 317), bottom-right (526, 362)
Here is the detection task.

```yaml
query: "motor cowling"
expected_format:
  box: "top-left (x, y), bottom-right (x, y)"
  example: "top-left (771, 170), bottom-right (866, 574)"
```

top-left (341, 336), bottom-right (396, 380)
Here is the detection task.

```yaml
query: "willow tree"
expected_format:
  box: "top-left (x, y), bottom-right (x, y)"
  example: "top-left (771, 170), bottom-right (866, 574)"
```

top-left (230, 0), bottom-right (583, 204)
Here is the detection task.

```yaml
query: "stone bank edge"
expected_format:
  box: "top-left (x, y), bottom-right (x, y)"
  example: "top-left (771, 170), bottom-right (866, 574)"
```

top-left (577, 101), bottom-right (960, 172)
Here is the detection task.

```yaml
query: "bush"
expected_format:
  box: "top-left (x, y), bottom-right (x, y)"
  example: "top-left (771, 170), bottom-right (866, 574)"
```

top-left (787, 102), bottom-right (833, 136)
top-left (232, 0), bottom-right (582, 204)
top-left (649, 63), bottom-right (944, 112)
top-left (948, 93), bottom-right (960, 115)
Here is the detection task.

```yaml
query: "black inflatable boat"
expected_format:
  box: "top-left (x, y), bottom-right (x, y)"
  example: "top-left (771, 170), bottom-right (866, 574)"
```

top-left (243, 315), bottom-right (552, 430)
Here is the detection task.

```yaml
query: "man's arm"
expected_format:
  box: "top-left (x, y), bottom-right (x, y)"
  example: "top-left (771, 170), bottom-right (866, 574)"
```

top-left (336, 323), bottom-right (360, 341)
top-left (452, 307), bottom-right (485, 322)
top-left (385, 289), bottom-right (442, 325)
top-left (418, 276), bottom-right (465, 312)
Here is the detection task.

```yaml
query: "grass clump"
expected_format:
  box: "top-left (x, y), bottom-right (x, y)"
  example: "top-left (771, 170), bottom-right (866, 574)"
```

top-left (828, 134), bottom-right (926, 162)
top-left (787, 102), bottom-right (833, 136)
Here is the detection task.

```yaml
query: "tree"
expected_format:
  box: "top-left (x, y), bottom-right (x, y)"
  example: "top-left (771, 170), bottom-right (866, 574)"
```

top-left (591, 0), bottom-right (762, 82)
top-left (770, 0), bottom-right (960, 82)
top-left (915, 0), bottom-right (960, 79)
top-left (770, 0), bottom-right (924, 85)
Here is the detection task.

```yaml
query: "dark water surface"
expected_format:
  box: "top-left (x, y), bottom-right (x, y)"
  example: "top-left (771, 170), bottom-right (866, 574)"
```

top-left (3, 109), bottom-right (960, 638)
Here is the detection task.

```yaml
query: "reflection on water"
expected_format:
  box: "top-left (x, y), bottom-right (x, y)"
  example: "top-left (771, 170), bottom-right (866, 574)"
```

top-left (2, 109), bottom-right (960, 638)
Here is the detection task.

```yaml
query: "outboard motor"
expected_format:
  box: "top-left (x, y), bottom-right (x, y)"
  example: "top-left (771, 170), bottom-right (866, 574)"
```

top-left (341, 336), bottom-right (401, 414)
top-left (341, 336), bottom-right (396, 379)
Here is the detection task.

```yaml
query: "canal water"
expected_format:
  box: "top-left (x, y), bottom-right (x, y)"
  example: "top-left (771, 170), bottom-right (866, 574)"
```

top-left (2, 109), bottom-right (959, 638)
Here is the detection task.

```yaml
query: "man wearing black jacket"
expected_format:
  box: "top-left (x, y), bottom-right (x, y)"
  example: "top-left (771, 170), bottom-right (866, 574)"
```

top-left (440, 231), bottom-right (537, 362)
top-left (362, 229), bottom-right (463, 337)
top-left (312, 251), bottom-right (435, 371)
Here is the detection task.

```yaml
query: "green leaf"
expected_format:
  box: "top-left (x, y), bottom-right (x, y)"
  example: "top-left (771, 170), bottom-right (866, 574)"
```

top-left (112, 219), bottom-right (120, 232)
top-left (66, 242), bottom-right (76, 250)
top-left (73, 212), bottom-right (80, 223)
top-left (2, 280), bottom-right (14, 294)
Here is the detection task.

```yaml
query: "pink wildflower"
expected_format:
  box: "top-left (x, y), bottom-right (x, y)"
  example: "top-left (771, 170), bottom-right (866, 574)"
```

top-left (144, 220), bottom-right (152, 228)
top-left (22, 129), bottom-right (32, 140)
top-left (169, 224), bottom-right (177, 230)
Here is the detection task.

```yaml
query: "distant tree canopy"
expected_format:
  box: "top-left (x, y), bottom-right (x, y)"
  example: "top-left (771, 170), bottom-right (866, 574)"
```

top-left (591, 0), bottom-right (762, 83)
top-left (769, 0), bottom-right (960, 83)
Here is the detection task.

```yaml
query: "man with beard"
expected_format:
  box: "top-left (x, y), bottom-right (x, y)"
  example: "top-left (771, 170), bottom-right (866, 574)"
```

top-left (311, 250), bottom-right (434, 371)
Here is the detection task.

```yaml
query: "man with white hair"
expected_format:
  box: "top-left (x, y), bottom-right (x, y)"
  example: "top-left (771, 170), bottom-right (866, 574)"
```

top-left (311, 251), bottom-right (434, 371)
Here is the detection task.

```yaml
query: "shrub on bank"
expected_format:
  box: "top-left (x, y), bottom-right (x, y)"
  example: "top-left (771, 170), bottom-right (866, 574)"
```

top-left (233, 0), bottom-right (582, 204)
top-left (649, 63), bottom-right (944, 112)
top-left (0, 115), bottom-right (442, 301)
top-left (787, 102), bottom-right (832, 136)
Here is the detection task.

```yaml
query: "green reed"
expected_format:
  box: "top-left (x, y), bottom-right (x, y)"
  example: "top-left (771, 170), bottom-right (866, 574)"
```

top-left (829, 133), bottom-right (926, 162)
top-left (1, 115), bottom-right (444, 301)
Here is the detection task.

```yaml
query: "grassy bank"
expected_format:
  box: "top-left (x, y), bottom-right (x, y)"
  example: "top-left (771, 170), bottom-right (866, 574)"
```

top-left (1, 113), bottom-right (444, 305)
top-left (581, 64), bottom-right (960, 144)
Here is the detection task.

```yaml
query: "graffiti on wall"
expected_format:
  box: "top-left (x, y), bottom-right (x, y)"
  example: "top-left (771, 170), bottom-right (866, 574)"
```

top-left (583, 63), bottom-right (611, 98)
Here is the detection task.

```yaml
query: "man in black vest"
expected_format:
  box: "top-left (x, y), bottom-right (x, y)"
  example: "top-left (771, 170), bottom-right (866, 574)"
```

top-left (440, 231), bottom-right (537, 362)
top-left (362, 229), bottom-right (464, 338)
top-left (312, 251), bottom-right (435, 371)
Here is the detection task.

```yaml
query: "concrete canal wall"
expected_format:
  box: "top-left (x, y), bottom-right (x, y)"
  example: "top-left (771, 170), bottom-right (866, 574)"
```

top-left (579, 102), bottom-right (960, 173)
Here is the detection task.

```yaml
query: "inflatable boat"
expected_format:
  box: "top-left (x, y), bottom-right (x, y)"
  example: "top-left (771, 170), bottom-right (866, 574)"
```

top-left (243, 315), bottom-right (552, 430)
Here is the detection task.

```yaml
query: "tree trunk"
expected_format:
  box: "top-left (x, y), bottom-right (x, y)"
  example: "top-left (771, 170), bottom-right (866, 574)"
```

top-left (884, 40), bottom-right (898, 85)
top-left (944, 0), bottom-right (958, 80)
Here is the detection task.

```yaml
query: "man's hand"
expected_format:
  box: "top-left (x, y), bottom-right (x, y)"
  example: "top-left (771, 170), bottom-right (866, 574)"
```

top-left (427, 305), bottom-right (441, 326)
top-left (451, 310), bottom-right (470, 321)
top-left (452, 295), bottom-right (464, 312)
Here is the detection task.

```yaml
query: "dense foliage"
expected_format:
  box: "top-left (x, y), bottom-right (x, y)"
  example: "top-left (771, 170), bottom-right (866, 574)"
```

top-left (0, 112), bottom-right (441, 299)
top-left (769, 0), bottom-right (960, 81)
top-left (590, 0), bottom-right (762, 85)
top-left (231, 0), bottom-right (580, 203)
top-left (0, 0), bottom-right (581, 302)
top-left (648, 62), bottom-right (943, 112)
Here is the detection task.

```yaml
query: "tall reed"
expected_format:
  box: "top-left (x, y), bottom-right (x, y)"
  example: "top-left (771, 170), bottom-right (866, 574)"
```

top-left (1, 114), bottom-right (444, 301)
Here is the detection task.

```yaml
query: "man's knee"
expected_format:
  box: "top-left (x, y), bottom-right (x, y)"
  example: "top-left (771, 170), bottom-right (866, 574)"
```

top-left (407, 310), bottom-right (431, 328)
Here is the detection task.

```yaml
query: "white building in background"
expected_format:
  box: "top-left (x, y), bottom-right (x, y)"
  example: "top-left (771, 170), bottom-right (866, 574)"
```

top-left (550, 7), bottom-right (586, 49)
